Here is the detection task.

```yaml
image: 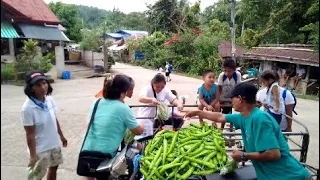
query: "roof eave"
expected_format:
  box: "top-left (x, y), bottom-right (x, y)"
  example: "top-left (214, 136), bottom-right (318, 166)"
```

top-left (240, 55), bottom-right (319, 67)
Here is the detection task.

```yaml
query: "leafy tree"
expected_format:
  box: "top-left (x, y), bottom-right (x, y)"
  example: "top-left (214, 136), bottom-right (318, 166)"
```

top-left (80, 29), bottom-right (102, 51)
top-left (77, 5), bottom-right (110, 28)
top-left (49, 2), bottom-right (83, 42)
top-left (121, 12), bottom-right (148, 31)
top-left (146, 0), bottom-right (181, 33)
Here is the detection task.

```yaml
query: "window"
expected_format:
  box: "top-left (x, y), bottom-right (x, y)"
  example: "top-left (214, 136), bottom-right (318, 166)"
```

top-left (1, 39), bottom-right (9, 55)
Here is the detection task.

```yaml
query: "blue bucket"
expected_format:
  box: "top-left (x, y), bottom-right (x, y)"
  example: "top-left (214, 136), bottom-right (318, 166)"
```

top-left (62, 71), bottom-right (71, 80)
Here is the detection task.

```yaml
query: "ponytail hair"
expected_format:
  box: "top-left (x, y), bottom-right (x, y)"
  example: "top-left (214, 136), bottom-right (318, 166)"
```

top-left (103, 74), bottom-right (131, 100)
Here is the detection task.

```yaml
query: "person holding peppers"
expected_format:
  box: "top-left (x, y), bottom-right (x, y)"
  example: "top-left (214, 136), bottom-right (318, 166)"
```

top-left (184, 82), bottom-right (311, 180)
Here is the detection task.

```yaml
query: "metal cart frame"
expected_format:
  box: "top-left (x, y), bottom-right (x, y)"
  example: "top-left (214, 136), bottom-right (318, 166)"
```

top-left (129, 104), bottom-right (319, 180)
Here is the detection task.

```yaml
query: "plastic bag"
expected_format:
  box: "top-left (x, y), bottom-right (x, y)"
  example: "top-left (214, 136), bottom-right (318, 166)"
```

top-left (156, 103), bottom-right (169, 121)
top-left (219, 158), bottom-right (239, 175)
top-left (124, 129), bottom-right (135, 144)
top-left (28, 158), bottom-right (47, 180)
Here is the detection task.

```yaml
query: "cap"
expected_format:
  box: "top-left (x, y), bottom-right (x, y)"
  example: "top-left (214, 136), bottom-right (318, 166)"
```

top-left (226, 82), bottom-right (258, 101)
top-left (25, 70), bottom-right (47, 85)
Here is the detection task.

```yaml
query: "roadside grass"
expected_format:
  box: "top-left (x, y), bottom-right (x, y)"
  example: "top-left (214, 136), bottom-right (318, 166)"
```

top-left (295, 94), bottom-right (319, 101)
top-left (1, 80), bottom-right (25, 86)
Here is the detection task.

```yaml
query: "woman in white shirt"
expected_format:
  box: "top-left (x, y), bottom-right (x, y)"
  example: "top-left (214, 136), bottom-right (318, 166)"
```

top-left (259, 70), bottom-right (285, 124)
top-left (21, 70), bottom-right (67, 180)
top-left (137, 73), bottom-right (183, 137)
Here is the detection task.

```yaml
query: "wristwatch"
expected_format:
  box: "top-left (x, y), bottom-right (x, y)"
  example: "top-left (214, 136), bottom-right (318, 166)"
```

top-left (240, 152), bottom-right (248, 161)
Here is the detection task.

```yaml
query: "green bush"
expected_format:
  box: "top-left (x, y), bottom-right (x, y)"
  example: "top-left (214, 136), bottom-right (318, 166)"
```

top-left (39, 53), bottom-right (54, 73)
top-left (1, 64), bottom-right (16, 81)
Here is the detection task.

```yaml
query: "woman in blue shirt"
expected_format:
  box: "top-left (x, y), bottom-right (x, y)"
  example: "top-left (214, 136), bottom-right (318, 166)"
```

top-left (81, 74), bottom-right (144, 180)
top-left (185, 83), bottom-right (311, 180)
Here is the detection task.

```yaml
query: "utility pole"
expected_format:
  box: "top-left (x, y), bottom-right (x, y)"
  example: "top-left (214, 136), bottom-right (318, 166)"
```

top-left (228, 0), bottom-right (236, 61)
top-left (103, 22), bottom-right (109, 73)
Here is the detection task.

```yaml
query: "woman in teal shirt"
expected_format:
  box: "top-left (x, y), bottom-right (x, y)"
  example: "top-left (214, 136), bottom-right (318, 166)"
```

top-left (185, 83), bottom-right (311, 180)
top-left (82, 74), bottom-right (144, 180)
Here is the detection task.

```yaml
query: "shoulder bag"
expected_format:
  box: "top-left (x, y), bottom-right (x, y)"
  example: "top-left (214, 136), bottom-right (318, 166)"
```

top-left (76, 98), bottom-right (112, 178)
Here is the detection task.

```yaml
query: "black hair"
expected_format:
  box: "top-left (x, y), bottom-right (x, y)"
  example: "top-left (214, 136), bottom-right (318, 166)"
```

top-left (103, 74), bottom-right (131, 100)
top-left (151, 73), bottom-right (166, 84)
top-left (232, 83), bottom-right (258, 105)
top-left (171, 89), bottom-right (177, 96)
top-left (259, 70), bottom-right (279, 82)
top-left (223, 58), bottom-right (236, 69)
top-left (24, 80), bottom-right (53, 98)
top-left (259, 70), bottom-right (279, 93)
top-left (201, 69), bottom-right (215, 77)
top-left (127, 76), bottom-right (135, 89)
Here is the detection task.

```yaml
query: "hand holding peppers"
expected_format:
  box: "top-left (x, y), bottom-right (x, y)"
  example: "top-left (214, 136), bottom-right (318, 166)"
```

top-left (231, 150), bottom-right (242, 162)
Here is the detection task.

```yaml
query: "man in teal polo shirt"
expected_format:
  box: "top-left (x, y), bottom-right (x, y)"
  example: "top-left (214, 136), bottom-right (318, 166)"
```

top-left (185, 83), bottom-right (311, 180)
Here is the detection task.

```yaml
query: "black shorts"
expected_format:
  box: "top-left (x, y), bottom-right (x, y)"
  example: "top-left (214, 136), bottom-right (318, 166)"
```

top-left (221, 107), bottom-right (232, 114)
top-left (165, 72), bottom-right (170, 77)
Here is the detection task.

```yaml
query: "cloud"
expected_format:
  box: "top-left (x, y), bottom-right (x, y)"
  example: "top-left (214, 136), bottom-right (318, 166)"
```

top-left (44, 0), bottom-right (218, 14)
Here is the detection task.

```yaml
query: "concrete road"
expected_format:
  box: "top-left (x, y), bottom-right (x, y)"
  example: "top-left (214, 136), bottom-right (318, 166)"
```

top-left (1, 63), bottom-right (319, 179)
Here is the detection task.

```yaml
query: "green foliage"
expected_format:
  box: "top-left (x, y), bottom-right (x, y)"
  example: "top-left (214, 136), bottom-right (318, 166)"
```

top-left (18, 39), bottom-right (40, 63)
top-left (14, 40), bottom-right (53, 78)
top-left (49, 2), bottom-right (83, 42)
top-left (207, 19), bottom-right (230, 40)
top-left (77, 5), bottom-right (110, 29)
top-left (146, 0), bottom-right (201, 33)
top-left (39, 53), bottom-right (54, 73)
top-left (242, 28), bottom-right (261, 48)
top-left (128, 29), bottom-right (223, 76)
top-left (1, 64), bottom-right (16, 81)
top-left (80, 29), bottom-right (102, 51)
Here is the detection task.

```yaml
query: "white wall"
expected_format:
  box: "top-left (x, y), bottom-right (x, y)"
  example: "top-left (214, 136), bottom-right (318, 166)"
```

top-left (81, 50), bottom-right (104, 68)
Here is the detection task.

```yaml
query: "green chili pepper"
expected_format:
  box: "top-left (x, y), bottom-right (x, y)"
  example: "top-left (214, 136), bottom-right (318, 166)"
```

top-left (159, 163), bottom-right (183, 174)
top-left (185, 156), bottom-right (215, 169)
top-left (168, 132), bottom-right (178, 154)
top-left (180, 166), bottom-right (195, 179)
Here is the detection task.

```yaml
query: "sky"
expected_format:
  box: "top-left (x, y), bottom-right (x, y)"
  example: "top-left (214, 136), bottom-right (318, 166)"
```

top-left (44, 0), bottom-right (219, 14)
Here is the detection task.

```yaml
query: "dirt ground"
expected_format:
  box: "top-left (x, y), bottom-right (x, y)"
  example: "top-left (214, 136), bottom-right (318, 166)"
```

top-left (1, 63), bottom-right (319, 179)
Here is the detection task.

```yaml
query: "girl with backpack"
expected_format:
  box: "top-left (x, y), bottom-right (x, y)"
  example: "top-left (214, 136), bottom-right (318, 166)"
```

top-left (259, 70), bottom-right (286, 124)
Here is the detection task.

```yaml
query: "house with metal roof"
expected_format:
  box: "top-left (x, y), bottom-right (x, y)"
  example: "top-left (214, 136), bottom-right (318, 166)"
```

top-left (241, 44), bottom-right (319, 95)
top-left (105, 29), bottom-right (148, 41)
top-left (1, 0), bottom-right (70, 62)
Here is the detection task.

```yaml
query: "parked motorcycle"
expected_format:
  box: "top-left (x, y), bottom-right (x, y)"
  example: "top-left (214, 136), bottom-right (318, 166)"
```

top-left (241, 68), bottom-right (260, 89)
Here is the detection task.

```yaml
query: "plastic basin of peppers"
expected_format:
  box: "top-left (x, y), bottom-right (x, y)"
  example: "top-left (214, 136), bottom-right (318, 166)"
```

top-left (140, 122), bottom-right (238, 180)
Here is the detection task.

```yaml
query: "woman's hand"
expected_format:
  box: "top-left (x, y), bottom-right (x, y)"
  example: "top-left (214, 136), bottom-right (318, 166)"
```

top-left (28, 156), bottom-right (37, 169)
top-left (177, 103), bottom-right (184, 111)
top-left (151, 98), bottom-right (159, 105)
top-left (61, 136), bottom-right (68, 147)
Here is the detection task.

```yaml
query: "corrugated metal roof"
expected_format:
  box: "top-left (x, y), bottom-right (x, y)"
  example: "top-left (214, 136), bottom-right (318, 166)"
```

top-left (218, 41), bottom-right (245, 58)
top-left (242, 46), bottom-right (319, 67)
top-left (106, 33), bottom-right (126, 39)
top-left (19, 24), bottom-right (70, 41)
top-left (1, 22), bottom-right (20, 38)
top-left (2, 0), bottom-right (60, 24)
top-left (116, 30), bottom-right (148, 36)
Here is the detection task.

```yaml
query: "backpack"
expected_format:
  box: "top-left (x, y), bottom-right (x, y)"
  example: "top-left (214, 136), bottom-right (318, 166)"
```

top-left (168, 65), bottom-right (173, 73)
top-left (282, 89), bottom-right (298, 115)
top-left (222, 72), bottom-right (238, 84)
